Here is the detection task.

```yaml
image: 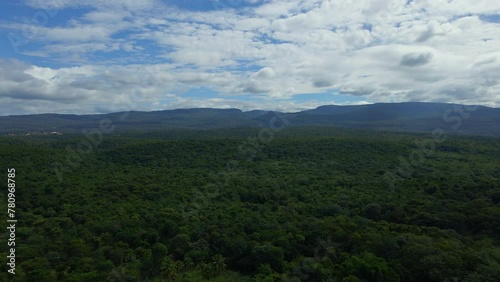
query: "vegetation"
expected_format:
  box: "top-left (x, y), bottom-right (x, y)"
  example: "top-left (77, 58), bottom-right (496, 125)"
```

top-left (0, 126), bottom-right (499, 281)
top-left (1, 102), bottom-right (500, 135)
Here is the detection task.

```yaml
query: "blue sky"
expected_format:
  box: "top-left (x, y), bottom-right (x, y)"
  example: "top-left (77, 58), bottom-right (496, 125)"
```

top-left (0, 0), bottom-right (499, 115)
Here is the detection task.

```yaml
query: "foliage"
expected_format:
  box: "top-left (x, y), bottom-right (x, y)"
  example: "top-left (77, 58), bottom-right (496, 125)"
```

top-left (0, 126), bottom-right (499, 281)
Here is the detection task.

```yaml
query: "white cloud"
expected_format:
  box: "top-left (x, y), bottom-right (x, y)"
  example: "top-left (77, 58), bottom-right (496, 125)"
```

top-left (0, 0), bottom-right (499, 114)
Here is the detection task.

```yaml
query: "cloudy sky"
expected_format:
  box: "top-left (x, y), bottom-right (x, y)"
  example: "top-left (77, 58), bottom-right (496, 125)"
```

top-left (0, 0), bottom-right (499, 115)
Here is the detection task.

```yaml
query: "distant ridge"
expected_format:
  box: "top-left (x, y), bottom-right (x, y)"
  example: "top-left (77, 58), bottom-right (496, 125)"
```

top-left (1, 102), bottom-right (499, 136)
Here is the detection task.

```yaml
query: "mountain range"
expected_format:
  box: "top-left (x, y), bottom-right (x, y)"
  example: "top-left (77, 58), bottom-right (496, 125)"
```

top-left (1, 102), bottom-right (499, 136)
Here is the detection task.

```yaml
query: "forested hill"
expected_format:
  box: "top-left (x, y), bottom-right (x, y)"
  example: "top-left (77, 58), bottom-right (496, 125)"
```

top-left (1, 102), bottom-right (500, 135)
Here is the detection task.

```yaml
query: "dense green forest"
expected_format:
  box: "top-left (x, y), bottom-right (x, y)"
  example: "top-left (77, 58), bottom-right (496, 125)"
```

top-left (1, 126), bottom-right (499, 281)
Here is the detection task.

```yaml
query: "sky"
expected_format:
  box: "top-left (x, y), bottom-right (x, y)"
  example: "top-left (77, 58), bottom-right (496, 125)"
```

top-left (0, 0), bottom-right (499, 115)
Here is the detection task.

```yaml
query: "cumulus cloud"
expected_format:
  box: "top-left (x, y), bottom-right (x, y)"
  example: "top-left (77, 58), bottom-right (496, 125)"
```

top-left (0, 0), bottom-right (499, 114)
